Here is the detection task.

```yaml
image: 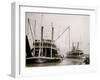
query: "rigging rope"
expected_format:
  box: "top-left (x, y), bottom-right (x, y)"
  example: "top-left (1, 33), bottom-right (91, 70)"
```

top-left (55, 26), bottom-right (70, 41)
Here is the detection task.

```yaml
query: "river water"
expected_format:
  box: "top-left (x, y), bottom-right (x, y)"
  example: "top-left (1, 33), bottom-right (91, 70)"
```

top-left (26, 58), bottom-right (85, 67)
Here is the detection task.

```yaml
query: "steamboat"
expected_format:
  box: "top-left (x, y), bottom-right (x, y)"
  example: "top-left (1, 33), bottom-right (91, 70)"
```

top-left (67, 42), bottom-right (90, 64)
top-left (26, 17), bottom-right (63, 64)
top-left (67, 42), bottom-right (84, 59)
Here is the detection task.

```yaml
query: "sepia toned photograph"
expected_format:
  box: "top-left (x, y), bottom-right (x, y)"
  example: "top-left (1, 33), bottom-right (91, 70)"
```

top-left (25, 12), bottom-right (90, 67)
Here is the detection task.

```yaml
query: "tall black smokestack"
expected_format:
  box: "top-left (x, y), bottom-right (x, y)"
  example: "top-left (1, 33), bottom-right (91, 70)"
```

top-left (52, 27), bottom-right (54, 41)
top-left (41, 26), bottom-right (44, 40)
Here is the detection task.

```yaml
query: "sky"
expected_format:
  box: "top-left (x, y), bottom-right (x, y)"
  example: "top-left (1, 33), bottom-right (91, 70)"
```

top-left (25, 12), bottom-right (90, 56)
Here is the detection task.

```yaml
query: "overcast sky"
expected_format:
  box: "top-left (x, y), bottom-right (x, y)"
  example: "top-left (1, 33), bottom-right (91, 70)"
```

top-left (26, 12), bottom-right (89, 55)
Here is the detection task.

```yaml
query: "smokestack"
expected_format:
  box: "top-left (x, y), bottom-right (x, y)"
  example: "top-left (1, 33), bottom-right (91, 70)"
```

top-left (77, 42), bottom-right (79, 50)
top-left (41, 26), bottom-right (44, 40)
top-left (72, 42), bottom-right (75, 51)
top-left (52, 27), bottom-right (54, 41)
